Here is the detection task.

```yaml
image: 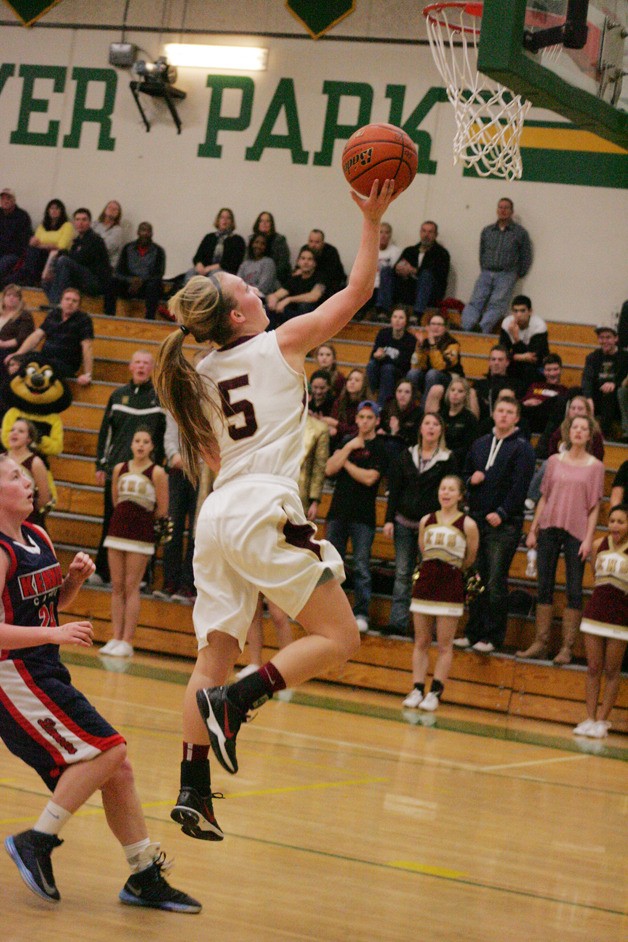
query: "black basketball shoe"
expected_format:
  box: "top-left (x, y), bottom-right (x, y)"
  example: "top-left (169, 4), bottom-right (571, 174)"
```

top-left (196, 685), bottom-right (246, 775)
top-left (119, 852), bottom-right (202, 913)
top-left (5, 829), bottom-right (63, 902)
top-left (170, 787), bottom-right (224, 841)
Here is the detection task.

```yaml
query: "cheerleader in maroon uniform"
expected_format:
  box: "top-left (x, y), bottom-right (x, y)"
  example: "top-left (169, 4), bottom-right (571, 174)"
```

top-left (404, 475), bottom-right (479, 711)
top-left (102, 427), bottom-right (168, 657)
top-left (573, 504), bottom-right (628, 739)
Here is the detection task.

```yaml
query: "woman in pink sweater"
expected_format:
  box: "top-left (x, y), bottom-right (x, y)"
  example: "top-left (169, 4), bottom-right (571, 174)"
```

top-left (519, 414), bottom-right (604, 665)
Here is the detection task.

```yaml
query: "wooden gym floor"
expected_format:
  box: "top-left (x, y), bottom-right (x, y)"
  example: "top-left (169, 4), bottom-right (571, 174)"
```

top-left (1, 648), bottom-right (626, 942)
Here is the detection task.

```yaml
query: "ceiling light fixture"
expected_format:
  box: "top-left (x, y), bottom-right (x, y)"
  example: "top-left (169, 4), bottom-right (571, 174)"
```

top-left (164, 43), bottom-right (268, 71)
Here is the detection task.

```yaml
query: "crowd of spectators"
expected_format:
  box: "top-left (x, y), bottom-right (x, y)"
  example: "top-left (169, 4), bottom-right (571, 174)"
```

top-left (0, 184), bottom-right (625, 729)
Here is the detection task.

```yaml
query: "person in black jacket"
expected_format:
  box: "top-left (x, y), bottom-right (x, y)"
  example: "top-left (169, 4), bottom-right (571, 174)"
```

top-left (440, 376), bottom-right (478, 467)
top-left (365, 305), bottom-right (417, 405)
top-left (187, 207), bottom-right (245, 283)
top-left (0, 187), bottom-right (31, 286)
top-left (105, 222), bottom-right (166, 319)
top-left (473, 344), bottom-right (518, 422)
top-left (377, 221), bottom-right (450, 319)
top-left (456, 396), bottom-right (535, 653)
top-left (581, 325), bottom-right (628, 438)
top-left (43, 208), bottom-right (110, 305)
top-left (382, 412), bottom-right (457, 636)
top-left (302, 229), bottom-right (346, 299)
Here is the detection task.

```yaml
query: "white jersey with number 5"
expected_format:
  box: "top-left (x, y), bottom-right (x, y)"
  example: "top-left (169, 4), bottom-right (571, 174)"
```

top-left (196, 331), bottom-right (307, 490)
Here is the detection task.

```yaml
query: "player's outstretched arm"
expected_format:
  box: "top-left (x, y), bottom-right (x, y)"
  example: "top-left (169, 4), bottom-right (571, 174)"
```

top-left (277, 180), bottom-right (396, 367)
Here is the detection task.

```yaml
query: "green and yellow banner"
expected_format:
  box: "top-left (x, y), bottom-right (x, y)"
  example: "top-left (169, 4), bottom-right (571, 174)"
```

top-left (2, 0), bottom-right (62, 27)
top-left (285, 1), bottom-right (355, 39)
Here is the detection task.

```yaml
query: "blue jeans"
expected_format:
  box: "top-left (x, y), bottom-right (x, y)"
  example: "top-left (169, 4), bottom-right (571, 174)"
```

top-left (461, 269), bottom-right (518, 333)
top-left (465, 519), bottom-right (522, 647)
top-left (377, 265), bottom-right (438, 316)
top-left (45, 255), bottom-right (104, 304)
top-left (326, 518), bottom-right (375, 618)
top-left (162, 468), bottom-right (198, 590)
top-left (527, 461), bottom-right (546, 503)
top-left (537, 527), bottom-right (584, 609)
top-left (366, 359), bottom-right (398, 406)
top-left (389, 521), bottom-right (419, 631)
top-left (406, 367), bottom-right (452, 405)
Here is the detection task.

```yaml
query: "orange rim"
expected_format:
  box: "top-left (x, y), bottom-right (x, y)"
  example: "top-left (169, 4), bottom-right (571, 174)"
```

top-left (423, 1), bottom-right (483, 34)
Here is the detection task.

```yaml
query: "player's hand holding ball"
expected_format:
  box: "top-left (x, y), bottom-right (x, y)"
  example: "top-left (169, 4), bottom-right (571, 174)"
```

top-left (342, 123), bottom-right (418, 198)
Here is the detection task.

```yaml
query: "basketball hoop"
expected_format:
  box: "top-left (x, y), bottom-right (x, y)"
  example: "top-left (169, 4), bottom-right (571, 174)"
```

top-left (423, 2), bottom-right (532, 180)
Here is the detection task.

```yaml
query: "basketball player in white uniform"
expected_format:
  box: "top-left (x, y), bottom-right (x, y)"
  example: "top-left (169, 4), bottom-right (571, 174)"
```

top-left (154, 179), bottom-right (396, 841)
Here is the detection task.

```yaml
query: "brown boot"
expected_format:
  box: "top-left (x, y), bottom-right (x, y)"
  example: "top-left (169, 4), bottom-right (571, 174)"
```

top-left (516, 604), bottom-right (553, 659)
top-left (553, 608), bottom-right (582, 665)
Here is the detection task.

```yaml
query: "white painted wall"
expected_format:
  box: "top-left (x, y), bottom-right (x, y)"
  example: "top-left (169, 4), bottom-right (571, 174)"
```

top-left (0, 3), bottom-right (626, 326)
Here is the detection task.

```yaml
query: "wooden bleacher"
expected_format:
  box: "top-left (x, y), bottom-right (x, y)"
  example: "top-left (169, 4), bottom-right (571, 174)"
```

top-left (19, 288), bottom-right (627, 732)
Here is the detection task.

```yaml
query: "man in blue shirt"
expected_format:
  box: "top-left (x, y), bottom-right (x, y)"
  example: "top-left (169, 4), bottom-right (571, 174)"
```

top-left (462, 199), bottom-right (532, 334)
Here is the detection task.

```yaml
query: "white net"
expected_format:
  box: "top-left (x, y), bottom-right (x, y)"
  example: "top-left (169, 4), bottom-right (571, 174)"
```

top-left (423, 2), bottom-right (532, 179)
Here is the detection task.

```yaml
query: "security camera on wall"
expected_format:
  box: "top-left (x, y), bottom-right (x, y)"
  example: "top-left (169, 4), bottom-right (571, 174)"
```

top-left (109, 42), bottom-right (137, 68)
top-left (129, 57), bottom-right (187, 134)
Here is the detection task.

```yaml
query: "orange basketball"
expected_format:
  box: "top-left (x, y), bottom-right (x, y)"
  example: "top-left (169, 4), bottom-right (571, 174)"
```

top-left (342, 123), bottom-right (418, 197)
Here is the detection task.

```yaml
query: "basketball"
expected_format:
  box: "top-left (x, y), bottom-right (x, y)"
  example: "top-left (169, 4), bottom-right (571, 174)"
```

top-left (342, 123), bottom-right (418, 197)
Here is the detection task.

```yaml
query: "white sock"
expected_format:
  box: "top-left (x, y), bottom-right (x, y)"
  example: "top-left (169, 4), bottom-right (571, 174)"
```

top-left (124, 838), bottom-right (160, 873)
top-left (34, 800), bottom-right (72, 836)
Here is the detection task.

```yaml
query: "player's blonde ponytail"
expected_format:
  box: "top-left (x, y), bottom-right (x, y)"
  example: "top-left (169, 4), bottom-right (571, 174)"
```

top-left (154, 275), bottom-right (234, 484)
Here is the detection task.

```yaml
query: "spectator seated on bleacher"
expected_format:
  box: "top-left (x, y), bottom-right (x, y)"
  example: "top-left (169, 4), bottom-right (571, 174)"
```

top-left (461, 197), bottom-right (532, 335)
top-left (251, 211), bottom-right (291, 284)
top-left (105, 222), bottom-right (166, 320)
top-left (20, 198), bottom-right (74, 287)
top-left (520, 353), bottom-right (570, 434)
top-left (476, 386), bottom-right (531, 440)
top-left (266, 248), bottom-right (327, 326)
top-left (308, 369), bottom-right (336, 422)
top-left (237, 234), bottom-right (278, 300)
top-left (440, 375), bottom-right (479, 468)
top-left (0, 284), bottom-right (34, 389)
top-left (10, 286), bottom-right (93, 385)
top-left (499, 294), bottom-right (549, 390)
top-left (186, 207), bottom-right (246, 284)
top-left (376, 221), bottom-right (450, 321)
top-left (365, 305), bottom-right (417, 406)
top-left (93, 200), bottom-right (124, 271)
top-left (407, 311), bottom-right (463, 413)
top-left (377, 378), bottom-right (422, 450)
top-left (300, 229), bottom-right (346, 300)
top-left (473, 344), bottom-right (521, 423)
top-left (0, 187), bottom-right (31, 288)
top-left (328, 367), bottom-right (368, 448)
top-left (314, 342), bottom-right (345, 397)
top-left (42, 208), bottom-right (110, 306)
top-left (356, 220), bottom-right (401, 321)
top-left (581, 324), bottom-right (628, 440)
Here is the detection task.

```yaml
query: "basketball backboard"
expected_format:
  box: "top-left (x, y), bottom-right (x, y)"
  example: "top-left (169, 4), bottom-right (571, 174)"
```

top-left (477, 0), bottom-right (628, 148)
